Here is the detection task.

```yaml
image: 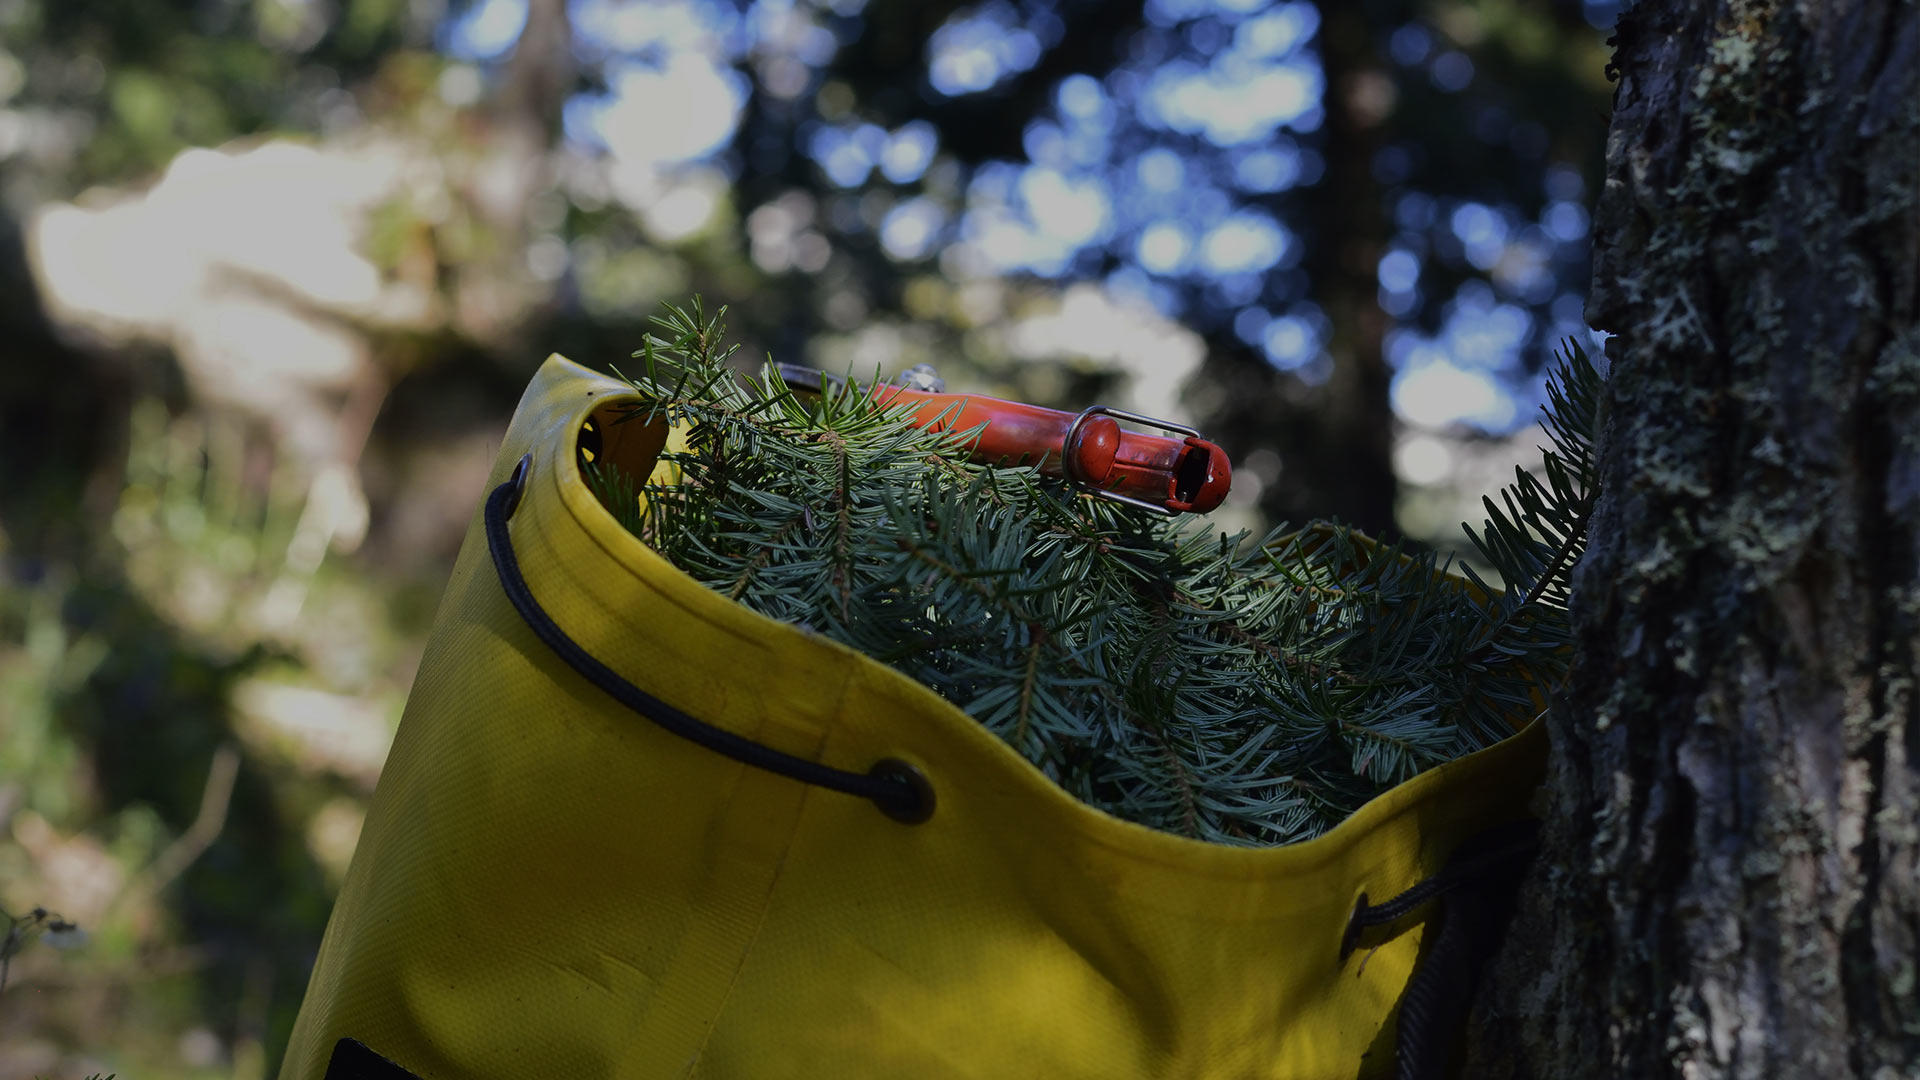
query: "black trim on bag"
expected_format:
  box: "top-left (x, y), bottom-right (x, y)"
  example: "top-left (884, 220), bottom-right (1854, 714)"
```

top-left (325, 1038), bottom-right (424, 1079)
top-left (484, 453), bottom-right (935, 824)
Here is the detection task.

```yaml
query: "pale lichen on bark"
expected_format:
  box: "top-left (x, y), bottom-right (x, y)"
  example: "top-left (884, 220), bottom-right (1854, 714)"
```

top-left (1468, 0), bottom-right (1919, 1076)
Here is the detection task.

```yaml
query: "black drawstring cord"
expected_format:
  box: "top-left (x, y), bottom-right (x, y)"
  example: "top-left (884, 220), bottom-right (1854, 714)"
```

top-left (1343, 819), bottom-right (1540, 1080)
top-left (483, 454), bottom-right (935, 824)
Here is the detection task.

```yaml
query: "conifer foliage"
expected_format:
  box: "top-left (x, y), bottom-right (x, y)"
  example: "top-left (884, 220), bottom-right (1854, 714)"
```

top-left (587, 301), bottom-right (1602, 845)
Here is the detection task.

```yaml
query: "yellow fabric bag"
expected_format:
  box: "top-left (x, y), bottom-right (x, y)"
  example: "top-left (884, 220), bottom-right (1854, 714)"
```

top-left (281, 356), bottom-right (1545, 1080)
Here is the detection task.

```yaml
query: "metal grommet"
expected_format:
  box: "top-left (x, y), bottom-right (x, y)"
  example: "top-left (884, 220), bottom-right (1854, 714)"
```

top-left (502, 453), bottom-right (532, 520)
top-left (868, 758), bottom-right (936, 825)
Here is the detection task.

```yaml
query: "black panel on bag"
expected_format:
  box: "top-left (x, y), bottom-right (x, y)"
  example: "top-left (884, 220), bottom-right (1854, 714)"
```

top-left (325, 1038), bottom-right (424, 1079)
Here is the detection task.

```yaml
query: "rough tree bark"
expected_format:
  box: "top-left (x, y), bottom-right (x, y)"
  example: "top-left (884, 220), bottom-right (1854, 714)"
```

top-left (1469, 0), bottom-right (1919, 1076)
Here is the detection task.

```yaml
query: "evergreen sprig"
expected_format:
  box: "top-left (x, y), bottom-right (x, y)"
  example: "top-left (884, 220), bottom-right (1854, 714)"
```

top-left (586, 299), bottom-right (1601, 846)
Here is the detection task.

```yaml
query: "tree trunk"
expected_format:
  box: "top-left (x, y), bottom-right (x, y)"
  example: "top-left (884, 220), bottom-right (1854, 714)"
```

top-left (1290, 0), bottom-right (1399, 536)
top-left (1470, 0), bottom-right (1919, 1076)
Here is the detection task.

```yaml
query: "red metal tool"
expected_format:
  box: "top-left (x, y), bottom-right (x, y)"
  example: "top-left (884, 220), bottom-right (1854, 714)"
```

top-left (776, 364), bottom-right (1232, 516)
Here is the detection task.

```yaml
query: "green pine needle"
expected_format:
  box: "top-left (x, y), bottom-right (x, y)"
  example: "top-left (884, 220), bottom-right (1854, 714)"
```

top-left (585, 300), bottom-right (1602, 846)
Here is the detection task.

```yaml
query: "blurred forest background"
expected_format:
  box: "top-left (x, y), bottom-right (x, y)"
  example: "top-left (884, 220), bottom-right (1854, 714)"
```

top-left (0, 0), bottom-right (1613, 1073)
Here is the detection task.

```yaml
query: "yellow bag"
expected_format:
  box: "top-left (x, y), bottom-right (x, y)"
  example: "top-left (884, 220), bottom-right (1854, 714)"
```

top-left (281, 356), bottom-right (1544, 1080)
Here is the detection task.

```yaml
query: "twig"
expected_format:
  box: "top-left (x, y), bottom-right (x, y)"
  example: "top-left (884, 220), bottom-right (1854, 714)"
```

top-left (108, 744), bottom-right (241, 920)
top-left (1013, 637), bottom-right (1045, 751)
top-left (1, 904), bottom-right (80, 998)
top-left (818, 430), bottom-right (855, 623)
top-left (726, 514), bottom-right (805, 600)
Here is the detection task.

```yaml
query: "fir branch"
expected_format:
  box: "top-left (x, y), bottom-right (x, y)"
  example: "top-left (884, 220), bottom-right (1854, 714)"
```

top-left (587, 303), bottom-right (1605, 846)
top-left (1015, 635), bottom-right (1045, 752)
top-left (818, 429), bottom-right (855, 623)
top-left (1460, 342), bottom-right (1604, 660)
top-left (1151, 719), bottom-right (1203, 839)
